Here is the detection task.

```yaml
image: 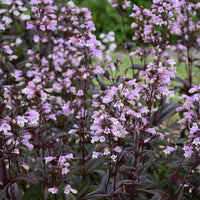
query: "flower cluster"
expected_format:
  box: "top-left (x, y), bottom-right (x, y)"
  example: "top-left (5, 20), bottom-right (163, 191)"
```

top-left (176, 85), bottom-right (200, 158)
top-left (0, 0), bottom-right (200, 199)
top-left (0, 0), bottom-right (104, 198)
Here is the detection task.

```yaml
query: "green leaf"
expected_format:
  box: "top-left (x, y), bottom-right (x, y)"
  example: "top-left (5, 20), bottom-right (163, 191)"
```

top-left (16, 173), bottom-right (39, 186)
top-left (136, 189), bottom-right (172, 200)
top-left (150, 194), bottom-right (162, 200)
top-left (22, 184), bottom-right (44, 200)
top-left (173, 186), bottom-right (184, 200)
top-left (153, 102), bottom-right (181, 125)
top-left (100, 170), bottom-right (109, 191)
top-left (65, 193), bottom-right (77, 200)
top-left (44, 186), bottom-right (49, 200)
top-left (13, 182), bottom-right (21, 199)
top-left (76, 177), bottom-right (91, 198)
top-left (93, 169), bottom-right (106, 177)
top-left (125, 64), bottom-right (144, 75)
top-left (52, 132), bottom-right (68, 140)
top-left (0, 184), bottom-right (9, 200)
top-left (82, 189), bottom-right (108, 199)
top-left (173, 76), bottom-right (190, 89)
top-left (85, 157), bottom-right (105, 172)
top-left (95, 76), bottom-right (107, 90)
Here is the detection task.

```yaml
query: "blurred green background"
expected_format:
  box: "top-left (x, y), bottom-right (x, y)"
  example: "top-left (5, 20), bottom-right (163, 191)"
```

top-left (73, 0), bottom-right (151, 44)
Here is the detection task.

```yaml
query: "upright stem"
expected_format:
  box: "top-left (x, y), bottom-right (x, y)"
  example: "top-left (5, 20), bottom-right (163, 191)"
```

top-left (82, 79), bottom-right (87, 164)
top-left (8, 158), bottom-right (14, 200)
top-left (187, 46), bottom-right (192, 89)
top-left (161, 157), bottom-right (185, 200)
top-left (80, 49), bottom-right (89, 179)
top-left (0, 132), bottom-right (7, 186)
top-left (112, 159), bottom-right (119, 200)
top-left (117, 1), bottom-right (135, 78)
top-left (173, 160), bottom-right (196, 200)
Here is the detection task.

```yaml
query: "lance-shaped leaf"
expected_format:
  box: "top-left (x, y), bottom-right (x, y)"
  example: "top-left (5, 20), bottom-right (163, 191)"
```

top-left (0, 183), bottom-right (9, 200)
top-left (82, 188), bottom-right (108, 199)
top-left (173, 185), bottom-right (184, 200)
top-left (125, 64), bottom-right (145, 75)
top-left (121, 42), bottom-right (136, 50)
top-left (173, 76), bottom-right (190, 90)
top-left (16, 173), bottom-right (39, 186)
top-left (85, 156), bottom-right (105, 172)
top-left (76, 177), bottom-right (91, 198)
top-left (151, 102), bottom-right (181, 126)
top-left (95, 76), bottom-right (107, 91)
top-left (100, 170), bottom-right (109, 191)
top-left (136, 189), bottom-right (172, 200)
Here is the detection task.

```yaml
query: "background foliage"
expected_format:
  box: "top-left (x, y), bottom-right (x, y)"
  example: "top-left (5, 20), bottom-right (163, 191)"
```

top-left (74, 0), bottom-right (151, 44)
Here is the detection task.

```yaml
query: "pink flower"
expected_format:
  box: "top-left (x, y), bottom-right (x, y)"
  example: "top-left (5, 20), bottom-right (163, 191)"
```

top-left (33, 35), bottom-right (40, 43)
top-left (0, 122), bottom-right (11, 134)
top-left (47, 20), bottom-right (57, 31)
top-left (45, 156), bottom-right (56, 163)
top-left (30, 0), bottom-right (41, 5)
top-left (64, 185), bottom-right (77, 195)
top-left (93, 67), bottom-right (104, 74)
top-left (0, 23), bottom-right (5, 30)
top-left (192, 137), bottom-right (200, 146)
top-left (153, 0), bottom-right (162, 3)
top-left (16, 116), bottom-right (28, 127)
top-left (12, 70), bottom-right (23, 81)
top-left (190, 123), bottom-right (200, 134)
top-left (31, 6), bottom-right (39, 13)
top-left (2, 45), bottom-right (13, 54)
top-left (65, 153), bottom-right (73, 159)
top-left (67, 1), bottom-right (75, 8)
top-left (43, 0), bottom-right (53, 4)
top-left (104, 128), bottom-right (110, 134)
top-left (45, 5), bottom-right (54, 12)
top-left (177, 44), bottom-right (187, 50)
top-left (102, 95), bottom-right (113, 103)
top-left (166, 59), bottom-right (176, 67)
top-left (48, 187), bottom-right (59, 194)
top-left (77, 90), bottom-right (84, 96)
top-left (26, 21), bottom-right (35, 30)
top-left (126, 79), bottom-right (136, 86)
top-left (92, 151), bottom-right (101, 159)
top-left (146, 128), bottom-right (156, 135)
top-left (48, 114), bottom-right (56, 120)
top-left (114, 146), bottom-right (121, 153)
top-left (58, 156), bottom-right (66, 166)
top-left (91, 136), bottom-right (99, 143)
top-left (26, 110), bottom-right (40, 126)
top-left (189, 85), bottom-right (200, 93)
top-left (21, 133), bottom-right (33, 150)
top-left (122, 0), bottom-right (131, 9)
top-left (8, 55), bottom-right (17, 60)
top-left (184, 150), bottom-right (193, 158)
top-left (62, 103), bottom-right (71, 116)
top-left (132, 4), bottom-right (140, 11)
top-left (108, 0), bottom-right (118, 7)
top-left (114, 100), bottom-right (124, 110)
top-left (163, 146), bottom-right (176, 155)
top-left (99, 136), bottom-right (105, 143)
top-left (40, 25), bottom-right (46, 31)
top-left (22, 85), bottom-right (35, 99)
top-left (140, 107), bottom-right (149, 114)
top-left (62, 167), bottom-right (70, 175)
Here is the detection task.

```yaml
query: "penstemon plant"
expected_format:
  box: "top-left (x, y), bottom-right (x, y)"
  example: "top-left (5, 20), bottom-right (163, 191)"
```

top-left (0, 0), bottom-right (200, 200)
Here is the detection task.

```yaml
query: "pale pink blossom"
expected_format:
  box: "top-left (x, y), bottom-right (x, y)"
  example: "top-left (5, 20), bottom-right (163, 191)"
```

top-left (163, 146), bottom-right (176, 155)
top-left (64, 185), bottom-right (77, 195)
top-left (48, 187), bottom-right (59, 194)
